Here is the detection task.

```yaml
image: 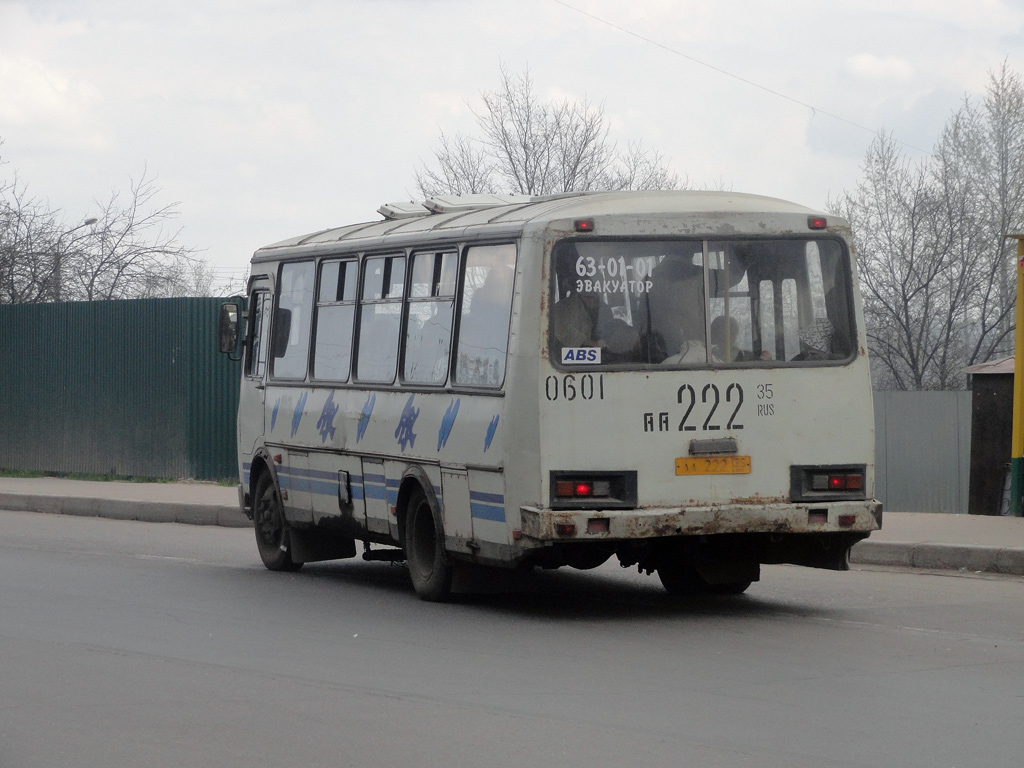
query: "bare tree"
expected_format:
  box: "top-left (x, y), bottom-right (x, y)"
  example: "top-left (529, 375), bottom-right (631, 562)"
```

top-left (833, 62), bottom-right (1024, 389)
top-left (1, 146), bottom-right (214, 302)
top-left (416, 66), bottom-right (681, 198)
top-left (0, 176), bottom-right (65, 304)
top-left (65, 169), bottom-right (202, 301)
top-left (834, 134), bottom-right (954, 389)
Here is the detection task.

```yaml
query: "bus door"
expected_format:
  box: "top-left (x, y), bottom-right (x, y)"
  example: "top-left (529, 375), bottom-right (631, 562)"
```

top-left (239, 280), bottom-right (272, 465)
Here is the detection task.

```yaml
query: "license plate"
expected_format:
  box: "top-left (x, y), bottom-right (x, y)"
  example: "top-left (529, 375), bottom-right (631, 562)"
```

top-left (675, 455), bottom-right (752, 475)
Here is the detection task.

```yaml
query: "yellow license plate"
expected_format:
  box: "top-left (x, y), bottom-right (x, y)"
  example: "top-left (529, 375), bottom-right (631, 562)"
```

top-left (675, 456), bottom-right (752, 475)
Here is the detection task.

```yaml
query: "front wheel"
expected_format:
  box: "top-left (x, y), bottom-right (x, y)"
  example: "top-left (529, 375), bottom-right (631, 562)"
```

top-left (253, 473), bottom-right (302, 572)
top-left (404, 487), bottom-right (452, 602)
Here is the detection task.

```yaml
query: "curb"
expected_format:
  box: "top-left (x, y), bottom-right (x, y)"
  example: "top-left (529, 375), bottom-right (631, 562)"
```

top-left (0, 492), bottom-right (251, 529)
top-left (851, 540), bottom-right (1024, 576)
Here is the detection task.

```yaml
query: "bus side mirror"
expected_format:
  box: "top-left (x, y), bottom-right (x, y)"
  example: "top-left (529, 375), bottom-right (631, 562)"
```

top-left (219, 300), bottom-right (243, 360)
top-left (272, 308), bottom-right (292, 359)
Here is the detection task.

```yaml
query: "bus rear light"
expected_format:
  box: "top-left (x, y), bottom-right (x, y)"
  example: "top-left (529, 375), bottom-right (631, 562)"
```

top-left (808, 215), bottom-right (827, 230)
top-left (791, 465), bottom-right (867, 502)
top-left (549, 471), bottom-right (638, 510)
top-left (587, 518), bottom-right (610, 534)
top-left (574, 218), bottom-right (595, 232)
top-left (810, 472), bottom-right (864, 491)
top-left (555, 522), bottom-right (577, 537)
top-left (838, 514), bottom-right (857, 528)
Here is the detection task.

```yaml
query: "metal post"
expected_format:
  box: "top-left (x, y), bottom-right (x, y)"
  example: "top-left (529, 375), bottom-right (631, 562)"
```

top-left (1008, 236), bottom-right (1024, 516)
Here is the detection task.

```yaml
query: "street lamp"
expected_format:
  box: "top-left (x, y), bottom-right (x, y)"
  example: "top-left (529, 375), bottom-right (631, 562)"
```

top-left (53, 217), bottom-right (98, 302)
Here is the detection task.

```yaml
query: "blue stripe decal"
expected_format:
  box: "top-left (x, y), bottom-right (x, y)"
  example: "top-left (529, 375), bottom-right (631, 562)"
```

top-left (265, 465), bottom-right (367, 502)
top-left (470, 490), bottom-right (505, 505)
top-left (471, 502), bottom-right (506, 522)
top-left (469, 490), bottom-right (506, 522)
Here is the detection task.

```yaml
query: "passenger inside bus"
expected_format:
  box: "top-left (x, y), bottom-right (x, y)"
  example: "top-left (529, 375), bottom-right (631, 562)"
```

top-left (551, 251), bottom-right (640, 360)
top-left (644, 256), bottom-right (705, 364)
top-left (710, 314), bottom-right (740, 362)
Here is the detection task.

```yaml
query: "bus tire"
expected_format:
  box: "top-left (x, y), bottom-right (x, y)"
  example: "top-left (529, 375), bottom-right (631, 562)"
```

top-left (656, 560), bottom-right (707, 596)
top-left (253, 473), bottom-right (302, 572)
top-left (657, 561), bottom-right (752, 596)
top-left (404, 485), bottom-right (453, 602)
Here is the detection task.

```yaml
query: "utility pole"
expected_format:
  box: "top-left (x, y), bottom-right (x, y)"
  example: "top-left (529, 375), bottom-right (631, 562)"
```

top-left (53, 217), bottom-right (98, 301)
top-left (1007, 235), bottom-right (1024, 516)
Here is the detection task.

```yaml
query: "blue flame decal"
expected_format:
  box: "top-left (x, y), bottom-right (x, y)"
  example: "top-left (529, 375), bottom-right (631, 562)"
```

top-left (317, 391), bottom-right (339, 442)
top-left (437, 398), bottom-right (460, 451)
top-left (395, 393), bottom-right (419, 452)
top-left (290, 391), bottom-right (308, 437)
top-left (484, 414), bottom-right (499, 452)
top-left (356, 393), bottom-right (375, 443)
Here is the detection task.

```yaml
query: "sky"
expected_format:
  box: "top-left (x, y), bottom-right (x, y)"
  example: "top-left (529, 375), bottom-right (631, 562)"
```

top-left (2, 0), bottom-right (1024, 291)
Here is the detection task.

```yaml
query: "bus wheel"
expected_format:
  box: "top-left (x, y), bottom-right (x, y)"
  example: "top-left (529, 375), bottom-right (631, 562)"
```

top-left (656, 561), bottom-right (707, 596)
top-left (404, 486), bottom-right (452, 602)
top-left (253, 473), bottom-right (302, 572)
top-left (657, 561), bottom-right (752, 596)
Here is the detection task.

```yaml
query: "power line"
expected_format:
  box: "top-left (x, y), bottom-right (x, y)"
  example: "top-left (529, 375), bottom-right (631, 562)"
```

top-left (549, 0), bottom-right (929, 154)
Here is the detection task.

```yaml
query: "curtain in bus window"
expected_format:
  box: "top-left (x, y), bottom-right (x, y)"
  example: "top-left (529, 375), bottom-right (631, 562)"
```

top-left (404, 250), bottom-right (457, 384)
top-left (455, 244), bottom-right (517, 387)
top-left (273, 261), bottom-right (315, 379)
top-left (357, 255), bottom-right (405, 383)
top-left (312, 259), bottom-right (357, 381)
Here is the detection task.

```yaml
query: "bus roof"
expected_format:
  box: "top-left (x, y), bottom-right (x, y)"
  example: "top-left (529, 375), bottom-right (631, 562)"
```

top-left (253, 190), bottom-right (842, 260)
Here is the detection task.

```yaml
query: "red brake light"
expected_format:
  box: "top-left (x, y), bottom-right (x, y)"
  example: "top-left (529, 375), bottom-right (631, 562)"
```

top-left (575, 481), bottom-right (593, 497)
top-left (808, 216), bottom-right (827, 230)
top-left (574, 218), bottom-right (595, 232)
top-left (555, 480), bottom-right (575, 497)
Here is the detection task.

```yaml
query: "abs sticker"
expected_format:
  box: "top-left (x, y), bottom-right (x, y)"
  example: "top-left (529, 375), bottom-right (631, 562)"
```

top-left (561, 347), bottom-right (601, 364)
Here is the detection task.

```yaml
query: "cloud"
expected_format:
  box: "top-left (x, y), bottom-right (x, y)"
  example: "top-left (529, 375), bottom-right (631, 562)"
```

top-left (844, 54), bottom-right (915, 82)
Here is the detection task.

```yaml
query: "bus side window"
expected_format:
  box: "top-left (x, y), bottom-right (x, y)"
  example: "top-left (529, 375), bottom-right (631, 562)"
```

top-left (356, 254), bottom-right (405, 383)
top-left (404, 250), bottom-right (457, 385)
top-left (246, 291), bottom-right (271, 378)
top-left (312, 259), bottom-right (357, 382)
top-left (455, 244), bottom-right (517, 388)
top-left (272, 261), bottom-right (315, 379)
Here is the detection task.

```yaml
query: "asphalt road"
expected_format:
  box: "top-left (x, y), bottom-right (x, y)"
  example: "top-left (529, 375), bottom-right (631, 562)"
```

top-left (1, 511), bottom-right (1022, 768)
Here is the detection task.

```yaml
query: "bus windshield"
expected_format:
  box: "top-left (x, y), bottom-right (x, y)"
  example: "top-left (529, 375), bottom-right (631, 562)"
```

top-left (550, 237), bottom-right (854, 367)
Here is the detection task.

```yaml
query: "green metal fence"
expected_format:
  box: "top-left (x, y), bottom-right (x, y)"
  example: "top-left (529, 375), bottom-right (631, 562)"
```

top-left (0, 298), bottom-right (241, 480)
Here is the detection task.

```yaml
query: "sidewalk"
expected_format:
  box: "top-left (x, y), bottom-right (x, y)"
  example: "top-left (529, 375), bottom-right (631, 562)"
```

top-left (1, 477), bottom-right (1023, 576)
top-left (0, 477), bottom-right (248, 528)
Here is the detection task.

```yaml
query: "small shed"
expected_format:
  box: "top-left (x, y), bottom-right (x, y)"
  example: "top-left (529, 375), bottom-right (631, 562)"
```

top-left (965, 356), bottom-right (1014, 515)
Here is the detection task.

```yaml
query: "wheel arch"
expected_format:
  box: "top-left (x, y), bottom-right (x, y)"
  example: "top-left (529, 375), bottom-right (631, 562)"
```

top-left (396, 465), bottom-right (442, 549)
top-left (248, 450), bottom-right (277, 501)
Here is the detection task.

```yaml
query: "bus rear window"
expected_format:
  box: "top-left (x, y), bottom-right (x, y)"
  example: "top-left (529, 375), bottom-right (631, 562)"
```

top-left (550, 238), bottom-right (854, 367)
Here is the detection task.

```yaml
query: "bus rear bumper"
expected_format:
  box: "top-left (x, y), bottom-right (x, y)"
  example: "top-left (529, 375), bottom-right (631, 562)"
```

top-left (519, 500), bottom-right (882, 543)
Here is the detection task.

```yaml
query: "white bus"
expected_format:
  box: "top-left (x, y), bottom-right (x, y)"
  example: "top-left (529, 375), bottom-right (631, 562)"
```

top-left (219, 190), bottom-right (881, 601)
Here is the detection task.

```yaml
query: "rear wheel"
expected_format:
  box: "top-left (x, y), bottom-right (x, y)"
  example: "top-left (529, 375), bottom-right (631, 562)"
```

top-left (253, 473), bottom-right (302, 572)
top-left (404, 486), bottom-right (452, 602)
top-left (657, 560), bottom-right (752, 596)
